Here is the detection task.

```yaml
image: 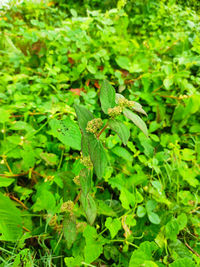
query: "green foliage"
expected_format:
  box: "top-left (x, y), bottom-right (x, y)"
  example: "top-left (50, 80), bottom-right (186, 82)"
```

top-left (0, 0), bottom-right (200, 266)
top-left (0, 192), bottom-right (22, 242)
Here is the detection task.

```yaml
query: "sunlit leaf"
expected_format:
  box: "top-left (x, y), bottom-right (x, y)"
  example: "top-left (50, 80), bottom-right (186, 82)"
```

top-left (74, 104), bottom-right (94, 134)
top-left (49, 118), bottom-right (81, 150)
top-left (81, 193), bottom-right (97, 225)
top-left (124, 109), bottom-right (148, 137)
top-left (88, 135), bottom-right (107, 179)
top-left (108, 120), bottom-right (130, 145)
top-left (100, 80), bottom-right (116, 114)
top-left (0, 192), bottom-right (23, 242)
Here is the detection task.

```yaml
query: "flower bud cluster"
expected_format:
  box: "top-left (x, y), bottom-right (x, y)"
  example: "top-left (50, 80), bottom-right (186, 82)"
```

top-left (61, 200), bottom-right (74, 213)
top-left (44, 175), bottom-right (54, 182)
top-left (86, 118), bottom-right (103, 134)
top-left (127, 100), bottom-right (135, 108)
top-left (44, 214), bottom-right (62, 231)
top-left (118, 98), bottom-right (135, 108)
top-left (108, 106), bottom-right (123, 117)
top-left (179, 94), bottom-right (189, 99)
top-left (80, 152), bottom-right (93, 169)
top-left (118, 98), bottom-right (129, 107)
top-left (49, 215), bottom-right (57, 227)
top-left (55, 224), bottom-right (63, 232)
top-left (73, 175), bottom-right (80, 186)
top-left (76, 222), bottom-right (87, 232)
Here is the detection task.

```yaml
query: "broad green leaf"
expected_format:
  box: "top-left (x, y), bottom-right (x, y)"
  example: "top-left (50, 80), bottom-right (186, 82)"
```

top-left (84, 240), bottom-right (103, 264)
top-left (129, 241), bottom-right (158, 267)
top-left (81, 193), bottom-right (97, 225)
top-left (4, 35), bottom-right (21, 53)
top-left (116, 56), bottom-right (130, 70)
top-left (165, 219), bottom-right (179, 241)
top-left (137, 205), bottom-right (146, 217)
top-left (63, 214), bottom-right (77, 249)
top-left (164, 77), bottom-right (173, 89)
top-left (124, 109), bottom-right (148, 137)
top-left (108, 120), bottom-right (130, 145)
top-left (169, 258), bottom-right (196, 267)
top-left (64, 256), bottom-right (83, 267)
top-left (146, 200), bottom-right (157, 213)
top-left (83, 225), bottom-right (104, 263)
top-left (138, 133), bottom-right (154, 157)
top-left (190, 124), bottom-right (200, 133)
top-left (112, 146), bottom-right (132, 161)
top-left (0, 192), bottom-right (23, 242)
top-left (119, 188), bottom-right (135, 209)
top-left (61, 171), bottom-right (76, 200)
top-left (10, 121), bottom-right (35, 133)
top-left (0, 177), bottom-right (15, 187)
top-left (97, 200), bottom-right (117, 217)
top-left (21, 144), bottom-right (36, 170)
top-left (169, 240), bottom-right (192, 259)
top-left (143, 261), bottom-right (159, 267)
top-left (49, 118), bottom-right (81, 150)
top-left (155, 231), bottom-right (166, 249)
top-left (79, 168), bottom-right (92, 196)
top-left (177, 213), bottom-right (187, 230)
top-left (125, 215), bottom-right (137, 227)
top-left (105, 217), bottom-right (121, 238)
top-left (132, 101), bottom-right (147, 116)
top-left (100, 80), bottom-right (116, 114)
top-left (148, 212), bottom-right (161, 224)
top-left (74, 104), bottom-right (94, 134)
top-left (32, 183), bottom-right (56, 212)
top-left (81, 133), bottom-right (90, 157)
top-left (0, 108), bottom-right (10, 123)
top-left (87, 64), bottom-right (96, 74)
top-left (181, 148), bottom-right (195, 161)
top-left (40, 152), bottom-right (58, 166)
top-left (88, 135), bottom-right (107, 179)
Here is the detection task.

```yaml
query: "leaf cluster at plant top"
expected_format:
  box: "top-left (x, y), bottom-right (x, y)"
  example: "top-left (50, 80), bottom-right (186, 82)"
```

top-left (0, 0), bottom-right (200, 266)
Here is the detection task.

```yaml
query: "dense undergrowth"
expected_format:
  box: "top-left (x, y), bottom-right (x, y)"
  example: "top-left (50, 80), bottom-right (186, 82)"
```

top-left (0, 0), bottom-right (200, 266)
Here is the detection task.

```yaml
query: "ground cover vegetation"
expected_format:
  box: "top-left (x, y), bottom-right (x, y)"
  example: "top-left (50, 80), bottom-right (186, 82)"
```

top-left (0, 0), bottom-right (200, 266)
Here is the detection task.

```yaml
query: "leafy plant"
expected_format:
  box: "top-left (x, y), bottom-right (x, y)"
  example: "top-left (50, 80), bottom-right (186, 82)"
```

top-left (74, 80), bottom-right (148, 224)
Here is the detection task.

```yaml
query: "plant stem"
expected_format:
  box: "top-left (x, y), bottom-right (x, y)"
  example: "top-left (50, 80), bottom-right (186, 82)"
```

top-left (57, 149), bottom-right (64, 170)
top-left (185, 242), bottom-right (200, 258)
top-left (97, 121), bottom-right (109, 139)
